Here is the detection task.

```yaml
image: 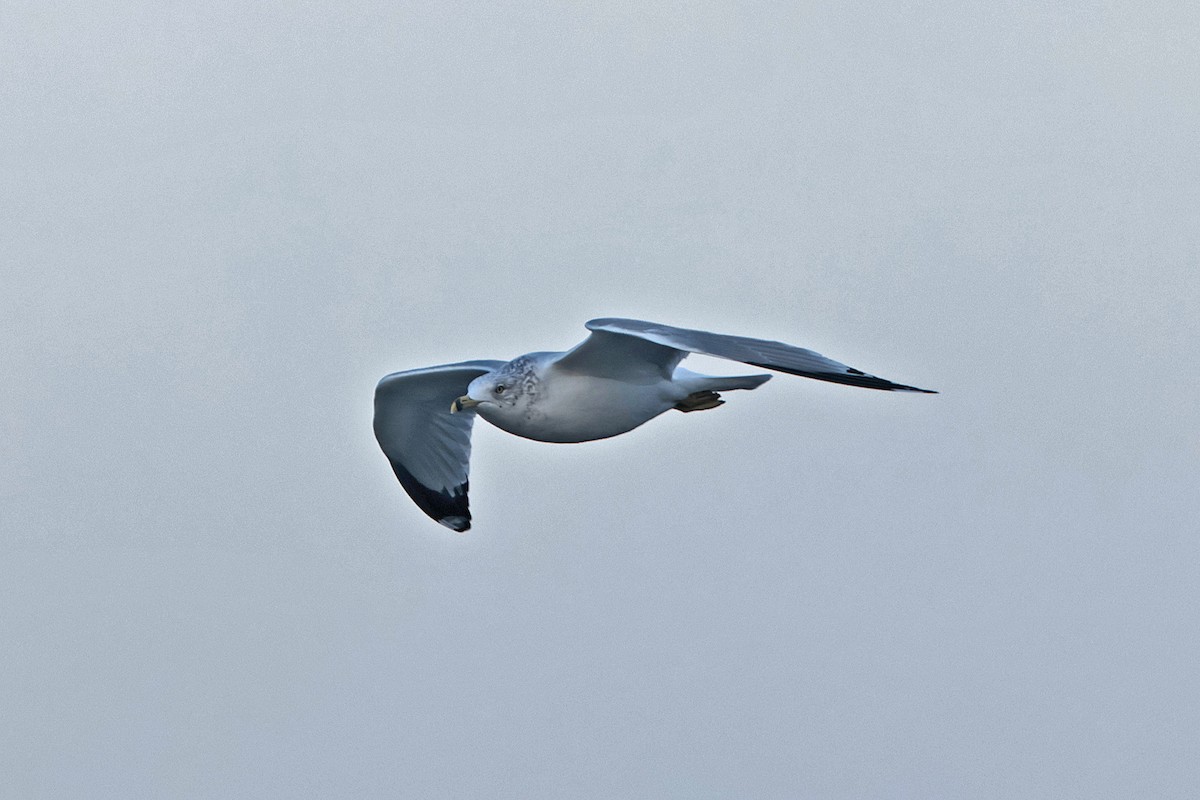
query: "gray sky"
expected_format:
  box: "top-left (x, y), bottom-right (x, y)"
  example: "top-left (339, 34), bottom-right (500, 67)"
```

top-left (3, 1), bottom-right (1198, 797)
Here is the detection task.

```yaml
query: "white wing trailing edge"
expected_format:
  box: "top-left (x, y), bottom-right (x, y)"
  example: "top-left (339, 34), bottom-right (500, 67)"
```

top-left (373, 360), bottom-right (504, 531)
top-left (581, 318), bottom-right (937, 393)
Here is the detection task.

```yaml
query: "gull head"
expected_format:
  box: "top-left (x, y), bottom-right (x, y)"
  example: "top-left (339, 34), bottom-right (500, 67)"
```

top-left (451, 357), bottom-right (539, 415)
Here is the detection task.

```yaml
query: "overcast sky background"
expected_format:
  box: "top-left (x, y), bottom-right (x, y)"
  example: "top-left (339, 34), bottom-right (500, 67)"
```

top-left (3, 2), bottom-right (1198, 797)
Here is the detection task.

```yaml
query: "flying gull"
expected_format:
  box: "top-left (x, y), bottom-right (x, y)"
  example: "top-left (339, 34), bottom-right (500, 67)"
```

top-left (374, 317), bottom-right (936, 531)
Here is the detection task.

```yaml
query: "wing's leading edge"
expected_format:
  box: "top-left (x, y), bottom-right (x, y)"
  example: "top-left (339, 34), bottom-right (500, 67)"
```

top-left (373, 360), bottom-right (504, 531)
top-left (583, 318), bottom-right (937, 393)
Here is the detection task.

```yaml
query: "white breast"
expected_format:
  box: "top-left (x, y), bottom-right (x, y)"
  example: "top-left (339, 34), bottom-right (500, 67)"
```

top-left (479, 371), bottom-right (681, 443)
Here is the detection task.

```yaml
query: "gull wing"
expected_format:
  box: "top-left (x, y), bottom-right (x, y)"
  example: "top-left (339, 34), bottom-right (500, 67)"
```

top-left (553, 326), bottom-right (687, 382)
top-left (373, 360), bottom-right (504, 531)
top-left (568, 318), bottom-right (936, 393)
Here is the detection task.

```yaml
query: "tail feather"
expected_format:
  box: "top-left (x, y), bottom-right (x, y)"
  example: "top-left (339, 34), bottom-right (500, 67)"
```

top-left (673, 367), bottom-right (772, 394)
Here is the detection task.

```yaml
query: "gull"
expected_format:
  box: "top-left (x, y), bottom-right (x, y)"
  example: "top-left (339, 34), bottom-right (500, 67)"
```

top-left (374, 317), bottom-right (936, 531)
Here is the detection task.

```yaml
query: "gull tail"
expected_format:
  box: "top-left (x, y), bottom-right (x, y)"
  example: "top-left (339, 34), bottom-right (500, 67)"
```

top-left (674, 367), bottom-right (773, 394)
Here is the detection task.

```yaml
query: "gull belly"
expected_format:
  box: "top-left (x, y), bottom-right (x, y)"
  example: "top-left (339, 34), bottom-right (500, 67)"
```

top-left (478, 371), bottom-right (681, 444)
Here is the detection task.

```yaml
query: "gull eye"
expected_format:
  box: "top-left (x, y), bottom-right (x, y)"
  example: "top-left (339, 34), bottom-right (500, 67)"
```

top-left (494, 384), bottom-right (506, 394)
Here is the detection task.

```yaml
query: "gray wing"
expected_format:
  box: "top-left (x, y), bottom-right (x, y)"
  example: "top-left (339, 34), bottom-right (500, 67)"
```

top-left (373, 360), bottom-right (504, 531)
top-left (564, 318), bottom-right (936, 393)
top-left (553, 324), bottom-right (687, 381)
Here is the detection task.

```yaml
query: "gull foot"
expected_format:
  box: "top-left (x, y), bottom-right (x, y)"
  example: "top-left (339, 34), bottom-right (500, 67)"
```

top-left (674, 390), bottom-right (725, 413)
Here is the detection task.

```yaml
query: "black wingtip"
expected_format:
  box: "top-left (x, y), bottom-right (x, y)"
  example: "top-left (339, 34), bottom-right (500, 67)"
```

top-left (746, 362), bottom-right (935, 394)
top-left (386, 458), bottom-right (472, 531)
